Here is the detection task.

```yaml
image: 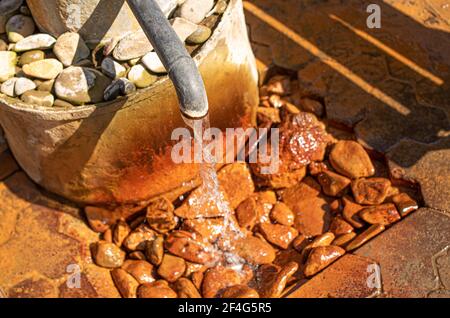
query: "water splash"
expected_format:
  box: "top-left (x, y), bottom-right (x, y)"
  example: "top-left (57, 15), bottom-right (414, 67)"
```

top-left (183, 115), bottom-right (246, 270)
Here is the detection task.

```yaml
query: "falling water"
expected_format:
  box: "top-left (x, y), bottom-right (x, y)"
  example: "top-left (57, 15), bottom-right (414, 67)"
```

top-left (183, 115), bottom-right (246, 270)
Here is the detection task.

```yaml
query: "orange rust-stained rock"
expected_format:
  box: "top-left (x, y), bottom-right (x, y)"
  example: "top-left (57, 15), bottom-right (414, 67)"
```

top-left (202, 266), bottom-right (242, 298)
top-left (329, 216), bottom-right (354, 236)
top-left (174, 277), bottom-right (202, 298)
top-left (291, 196), bottom-right (332, 237)
top-left (342, 196), bottom-right (365, 228)
top-left (137, 281), bottom-right (177, 298)
top-left (346, 224), bottom-right (385, 251)
top-left (233, 235), bottom-right (276, 265)
top-left (217, 163), bottom-right (255, 209)
top-left (121, 260), bottom-right (155, 284)
top-left (84, 206), bottom-right (121, 233)
top-left (317, 170), bottom-right (351, 197)
top-left (165, 231), bottom-right (216, 264)
top-left (111, 268), bottom-right (139, 298)
top-left (304, 246), bottom-right (345, 277)
top-left (329, 141), bottom-right (375, 179)
top-left (270, 202), bottom-right (295, 226)
top-left (157, 254), bottom-right (186, 283)
top-left (359, 204), bottom-right (401, 225)
top-left (391, 193), bottom-right (418, 217)
top-left (146, 197), bottom-right (178, 234)
top-left (352, 178), bottom-right (391, 205)
top-left (221, 285), bottom-right (260, 298)
top-left (258, 223), bottom-right (298, 249)
top-left (122, 223), bottom-right (156, 251)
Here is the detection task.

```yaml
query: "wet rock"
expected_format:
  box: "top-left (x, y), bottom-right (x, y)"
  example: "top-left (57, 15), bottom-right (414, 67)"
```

top-left (221, 285), bottom-right (259, 298)
top-left (127, 64), bottom-right (157, 88)
top-left (103, 78), bottom-right (136, 101)
top-left (20, 90), bottom-right (54, 107)
top-left (174, 278), bottom-right (202, 298)
top-left (342, 196), bottom-right (365, 228)
top-left (252, 113), bottom-right (329, 188)
top-left (123, 224), bottom-right (156, 251)
top-left (122, 260), bottom-right (155, 284)
top-left (281, 176), bottom-right (321, 204)
top-left (191, 271), bottom-right (204, 290)
top-left (178, 0), bottom-right (214, 24)
top-left (6, 14), bottom-right (35, 43)
top-left (329, 216), bottom-right (354, 236)
top-left (217, 163), bottom-right (255, 209)
top-left (202, 266), bottom-right (242, 298)
top-left (235, 197), bottom-right (258, 230)
top-left (165, 231), bottom-right (215, 264)
top-left (300, 232), bottom-right (335, 261)
top-left (346, 224), bottom-right (385, 251)
top-left (92, 241), bottom-right (126, 268)
top-left (292, 234), bottom-right (308, 252)
top-left (138, 281), bottom-right (177, 298)
top-left (113, 220), bottom-right (131, 246)
top-left (182, 218), bottom-right (226, 242)
top-left (317, 170), bottom-right (351, 197)
top-left (186, 25), bottom-right (212, 44)
top-left (146, 197), bottom-right (178, 234)
top-left (111, 268), bottom-right (139, 298)
top-left (233, 235), bottom-right (276, 265)
top-left (1, 77), bottom-right (17, 97)
top-left (329, 140), bottom-right (375, 179)
top-left (175, 186), bottom-right (229, 219)
top-left (18, 50), bottom-right (44, 66)
top-left (145, 235), bottom-right (164, 266)
top-left (22, 58), bottom-right (63, 80)
top-left (113, 31), bottom-right (153, 61)
top-left (14, 77), bottom-right (35, 95)
top-left (293, 196), bottom-right (331, 237)
top-left (308, 161), bottom-right (330, 176)
top-left (359, 203), bottom-right (401, 225)
top-left (101, 57), bottom-right (127, 79)
top-left (351, 178), bottom-right (391, 205)
top-left (129, 251), bottom-right (146, 260)
top-left (257, 262), bottom-right (298, 298)
top-left (332, 232), bottom-right (356, 247)
top-left (270, 202), bottom-right (294, 226)
top-left (258, 223), bottom-right (298, 249)
top-left (142, 52), bottom-right (166, 74)
top-left (53, 32), bottom-right (90, 66)
top-left (54, 66), bottom-right (111, 104)
top-left (184, 262), bottom-right (206, 278)
top-left (0, 51), bottom-right (17, 82)
top-left (304, 246), bottom-right (345, 277)
top-left (14, 34), bottom-right (56, 52)
top-left (391, 193), bottom-right (418, 217)
top-left (84, 206), bottom-right (120, 233)
top-left (157, 254), bottom-right (186, 282)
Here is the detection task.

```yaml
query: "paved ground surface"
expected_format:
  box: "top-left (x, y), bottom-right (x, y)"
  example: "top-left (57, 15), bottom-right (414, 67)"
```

top-left (0, 0), bottom-right (449, 298)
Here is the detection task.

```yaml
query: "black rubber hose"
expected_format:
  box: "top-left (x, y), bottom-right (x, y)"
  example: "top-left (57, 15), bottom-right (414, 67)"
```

top-left (126, 0), bottom-right (209, 118)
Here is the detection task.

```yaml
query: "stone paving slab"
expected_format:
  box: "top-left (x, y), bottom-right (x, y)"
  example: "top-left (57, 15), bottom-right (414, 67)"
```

top-left (285, 254), bottom-right (380, 298)
top-left (387, 137), bottom-right (450, 212)
top-left (355, 208), bottom-right (450, 298)
top-left (0, 172), bottom-right (119, 298)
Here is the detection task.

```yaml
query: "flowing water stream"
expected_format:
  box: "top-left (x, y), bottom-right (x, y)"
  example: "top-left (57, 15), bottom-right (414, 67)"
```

top-left (183, 115), bottom-right (247, 270)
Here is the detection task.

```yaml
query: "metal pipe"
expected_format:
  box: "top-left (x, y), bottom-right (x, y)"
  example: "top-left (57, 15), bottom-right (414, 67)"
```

top-left (126, 0), bottom-right (209, 119)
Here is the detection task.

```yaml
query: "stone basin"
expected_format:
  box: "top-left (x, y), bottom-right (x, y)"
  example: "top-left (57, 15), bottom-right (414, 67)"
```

top-left (0, 0), bottom-right (259, 205)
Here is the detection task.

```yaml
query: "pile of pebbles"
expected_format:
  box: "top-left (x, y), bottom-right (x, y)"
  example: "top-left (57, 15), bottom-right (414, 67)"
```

top-left (0, 0), bottom-right (227, 108)
top-left (85, 74), bottom-right (421, 298)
